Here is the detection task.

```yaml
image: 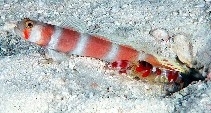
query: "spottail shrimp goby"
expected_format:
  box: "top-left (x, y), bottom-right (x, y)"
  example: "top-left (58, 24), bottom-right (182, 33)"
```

top-left (14, 18), bottom-right (188, 84)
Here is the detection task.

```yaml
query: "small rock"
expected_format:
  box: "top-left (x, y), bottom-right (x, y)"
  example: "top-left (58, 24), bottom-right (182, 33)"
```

top-left (171, 34), bottom-right (193, 67)
top-left (149, 28), bottom-right (169, 41)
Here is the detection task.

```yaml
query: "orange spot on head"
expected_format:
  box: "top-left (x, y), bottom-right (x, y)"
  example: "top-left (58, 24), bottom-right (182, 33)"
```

top-left (23, 29), bottom-right (30, 39)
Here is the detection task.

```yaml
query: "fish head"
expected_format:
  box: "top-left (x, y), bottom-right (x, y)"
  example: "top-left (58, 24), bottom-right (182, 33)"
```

top-left (14, 18), bottom-right (37, 40)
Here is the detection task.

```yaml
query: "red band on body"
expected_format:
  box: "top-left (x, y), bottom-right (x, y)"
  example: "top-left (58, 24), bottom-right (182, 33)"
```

top-left (114, 45), bottom-right (139, 61)
top-left (84, 35), bottom-right (112, 59)
top-left (56, 28), bottom-right (80, 53)
top-left (37, 25), bottom-right (54, 46)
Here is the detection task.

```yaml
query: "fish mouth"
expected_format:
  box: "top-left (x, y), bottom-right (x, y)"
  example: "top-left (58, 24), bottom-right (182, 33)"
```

top-left (14, 26), bottom-right (23, 38)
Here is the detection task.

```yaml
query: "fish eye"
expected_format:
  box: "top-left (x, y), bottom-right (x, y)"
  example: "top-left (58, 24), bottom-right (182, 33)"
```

top-left (25, 20), bottom-right (34, 28)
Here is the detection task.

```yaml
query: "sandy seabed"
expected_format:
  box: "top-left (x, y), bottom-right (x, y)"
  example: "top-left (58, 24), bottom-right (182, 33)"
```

top-left (1, 0), bottom-right (211, 113)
